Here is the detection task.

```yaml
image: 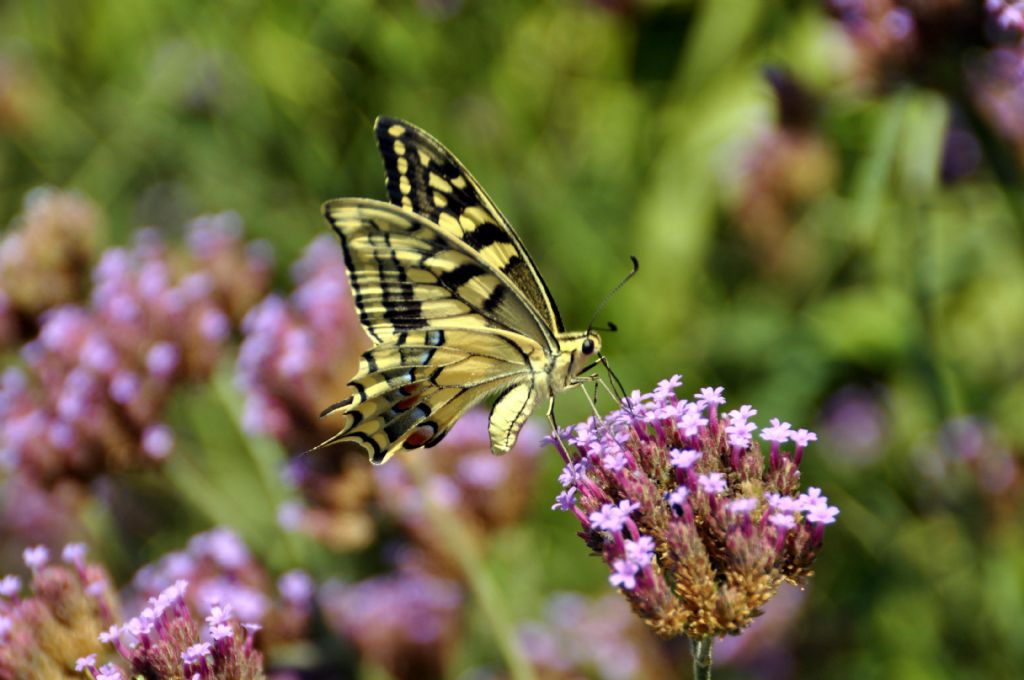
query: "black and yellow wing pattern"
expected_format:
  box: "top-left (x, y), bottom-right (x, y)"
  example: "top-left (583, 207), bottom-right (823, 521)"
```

top-left (320, 118), bottom-right (600, 464)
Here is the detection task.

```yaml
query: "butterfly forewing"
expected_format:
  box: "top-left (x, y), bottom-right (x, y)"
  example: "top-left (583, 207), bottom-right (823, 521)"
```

top-left (375, 117), bottom-right (565, 333)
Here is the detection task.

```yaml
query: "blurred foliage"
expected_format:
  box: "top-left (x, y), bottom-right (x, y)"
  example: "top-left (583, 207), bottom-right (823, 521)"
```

top-left (2, 0), bottom-right (1024, 679)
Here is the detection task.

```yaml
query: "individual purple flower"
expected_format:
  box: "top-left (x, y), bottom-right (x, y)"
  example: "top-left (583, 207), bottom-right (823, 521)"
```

top-left (145, 341), bottom-right (180, 378)
top-left (698, 472), bottom-right (727, 494)
top-left (182, 641), bottom-right (212, 664)
top-left (141, 423), bottom-right (174, 459)
top-left (98, 624), bottom-right (120, 644)
top-left (669, 448), bottom-right (701, 469)
top-left (22, 545), bottom-right (49, 570)
top-left (769, 512), bottom-right (797, 530)
top-left (727, 497), bottom-right (758, 515)
top-left (0, 574), bottom-right (22, 598)
top-left (609, 559), bottom-right (640, 590)
top-left (666, 486), bottom-right (689, 509)
top-left (790, 428), bottom-right (818, 448)
top-left (727, 405), bottom-right (758, 422)
top-left (552, 487), bottom-right (578, 512)
top-left (760, 417), bottom-right (793, 443)
top-left (653, 374), bottom-right (683, 399)
top-left (277, 569), bottom-right (315, 606)
top-left (806, 503), bottom-right (840, 525)
top-left (95, 664), bottom-right (124, 680)
top-left (75, 654), bottom-right (97, 672)
top-left (62, 542), bottom-right (87, 567)
top-left (624, 536), bottom-right (656, 567)
top-left (589, 500), bottom-right (639, 533)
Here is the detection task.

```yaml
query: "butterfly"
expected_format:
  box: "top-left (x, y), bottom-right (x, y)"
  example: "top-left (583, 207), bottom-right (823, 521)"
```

top-left (318, 117), bottom-right (603, 464)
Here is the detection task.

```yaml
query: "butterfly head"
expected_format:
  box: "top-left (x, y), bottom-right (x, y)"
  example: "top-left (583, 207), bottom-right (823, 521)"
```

top-left (560, 331), bottom-right (602, 380)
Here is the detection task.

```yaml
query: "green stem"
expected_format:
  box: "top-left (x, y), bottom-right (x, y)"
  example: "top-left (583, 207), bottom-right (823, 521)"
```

top-left (404, 456), bottom-right (537, 680)
top-left (691, 637), bottom-right (713, 680)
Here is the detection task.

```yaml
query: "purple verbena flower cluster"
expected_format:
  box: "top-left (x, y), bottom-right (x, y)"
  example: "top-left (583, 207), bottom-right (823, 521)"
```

top-left (0, 213), bottom-right (270, 488)
top-left (0, 543), bottom-right (118, 679)
top-left (128, 527), bottom-right (313, 645)
top-left (550, 376), bottom-right (838, 639)
top-left (236, 235), bottom-right (363, 446)
top-left (79, 579), bottom-right (264, 680)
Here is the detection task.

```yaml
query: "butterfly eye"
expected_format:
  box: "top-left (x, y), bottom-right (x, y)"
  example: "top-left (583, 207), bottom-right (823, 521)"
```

top-left (581, 338), bottom-right (595, 355)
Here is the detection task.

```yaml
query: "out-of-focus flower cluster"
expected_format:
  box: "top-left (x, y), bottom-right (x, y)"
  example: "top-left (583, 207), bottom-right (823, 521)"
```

top-left (731, 69), bottom-right (836, 277)
top-left (0, 188), bottom-right (102, 336)
top-left (130, 527), bottom-right (314, 647)
top-left (238, 235), bottom-right (377, 551)
top-left (374, 409), bottom-right (544, 548)
top-left (0, 211), bottom-right (271, 490)
top-left (312, 412), bottom-right (545, 680)
top-left (551, 376), bottom-right (838, 639)
top-left (236, 234), bottom-right (363, 447)
top-left (827, 1), bottom-right (1024, 164)
top-left (518, 592), bottom-right (675, 680)
top-left (320, 549), bottom-right (462, 680)
top-left (0, 544), bottom-right (118, 680)
top-left (915, 415), bottom-right (1021, 510)
top-left (80, 579), bottom-right (264, 680)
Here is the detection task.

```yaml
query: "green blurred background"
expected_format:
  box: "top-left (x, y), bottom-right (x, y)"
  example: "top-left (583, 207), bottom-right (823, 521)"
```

top-left (2, 1), bottom-right (1023, 678)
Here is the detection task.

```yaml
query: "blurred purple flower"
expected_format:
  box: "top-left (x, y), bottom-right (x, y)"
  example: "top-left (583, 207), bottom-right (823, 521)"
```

top-left (320, 559), bottom-right (462, 680)
top-left (236, 235), bottom-right (362, 446)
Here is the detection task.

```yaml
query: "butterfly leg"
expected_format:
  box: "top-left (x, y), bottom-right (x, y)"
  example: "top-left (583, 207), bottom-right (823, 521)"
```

top-left (545, 397), bottom-right (573, 466)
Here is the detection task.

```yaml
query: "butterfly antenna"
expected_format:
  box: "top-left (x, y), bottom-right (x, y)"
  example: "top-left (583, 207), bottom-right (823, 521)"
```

top-left (587, 256), bottom-right (639, 335)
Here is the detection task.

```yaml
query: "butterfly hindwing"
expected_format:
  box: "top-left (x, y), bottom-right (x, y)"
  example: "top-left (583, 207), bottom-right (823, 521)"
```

top-left (488, 382), bottom-right (538, 455)
top-left (319, 328), bottom-right (537, 463)
top-left (375, 117), bottom-right (565, 333)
